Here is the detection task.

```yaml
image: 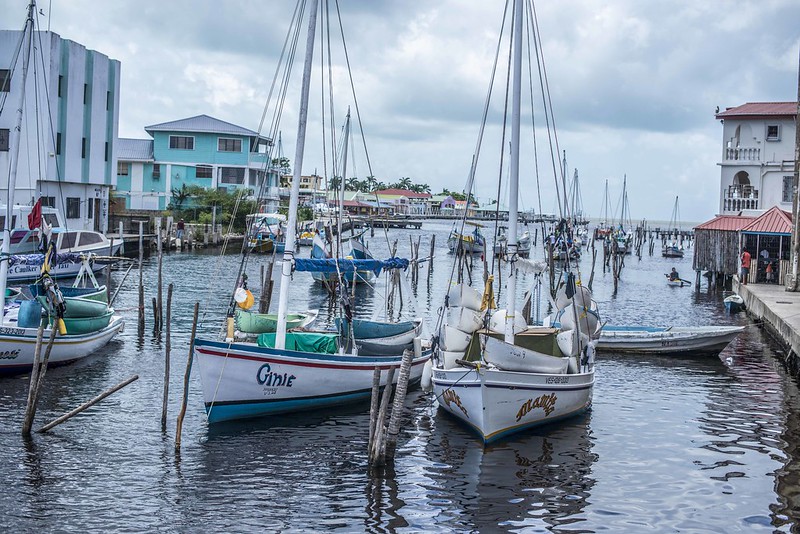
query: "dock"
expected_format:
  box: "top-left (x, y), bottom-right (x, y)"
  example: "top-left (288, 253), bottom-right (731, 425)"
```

top-left (738, 282), bottom-right (800, 369)
top-left (370, 218), bottom-right (423, 229)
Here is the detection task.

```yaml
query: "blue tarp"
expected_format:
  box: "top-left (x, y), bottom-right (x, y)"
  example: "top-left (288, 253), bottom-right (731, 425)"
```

top-left (294, 257), bottom-right (409, 276)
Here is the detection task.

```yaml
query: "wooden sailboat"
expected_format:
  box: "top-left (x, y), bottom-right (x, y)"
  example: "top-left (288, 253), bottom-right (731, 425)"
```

top-left (192, 1), bottom-right (430, 423)
top-left (431, 0), bottom-right (598, 444)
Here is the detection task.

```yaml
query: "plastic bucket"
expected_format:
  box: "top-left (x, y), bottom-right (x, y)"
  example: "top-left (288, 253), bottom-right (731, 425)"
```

top-left (18, 300), bottom-right (43, 328)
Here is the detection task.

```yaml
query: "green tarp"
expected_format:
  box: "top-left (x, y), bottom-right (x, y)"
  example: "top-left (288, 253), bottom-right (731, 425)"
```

top-left (257, 332), bottom-right (339, 354)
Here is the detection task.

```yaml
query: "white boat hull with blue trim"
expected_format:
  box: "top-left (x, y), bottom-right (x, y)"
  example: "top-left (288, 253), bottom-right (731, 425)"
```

top-left (193, 338), bottom-right (432, 423)
top-left (432, 361), bottom-right (593, 444)
top-left (596, 325), bottom-right (744, 355)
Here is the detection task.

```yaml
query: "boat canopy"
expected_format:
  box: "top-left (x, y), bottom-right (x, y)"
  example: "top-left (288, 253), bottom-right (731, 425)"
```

top-left (294, 257), bottom-right (409, 276)
top-left (8, 252), bottom-right (86, 266)
top-left (257, 331), bottom-right (339, 353)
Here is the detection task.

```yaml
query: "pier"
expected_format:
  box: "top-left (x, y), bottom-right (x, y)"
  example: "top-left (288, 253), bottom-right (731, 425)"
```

top-left (737, 282), bottom-right (800, 368)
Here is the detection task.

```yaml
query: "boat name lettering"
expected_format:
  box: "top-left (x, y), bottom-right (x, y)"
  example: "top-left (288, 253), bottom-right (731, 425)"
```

top-left (256, 363), bottom-right (296, 388)
top-left (0, 349), bottom-right (20, 360)
top-left (661, 339), bottom-right (675, 347)
top-left (545, 376), bottom-right (569, 384)
top-left (433, 371), bottom-right (446, 380)
top-left (516, 393), bottom-right (557, 421)
top-left (0, 327), bottom-right (25, 336)
top-left (442, 389), bottom-right (469, 417)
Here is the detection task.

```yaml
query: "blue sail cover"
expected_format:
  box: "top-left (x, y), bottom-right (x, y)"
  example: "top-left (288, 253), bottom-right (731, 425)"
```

top-left (8, 253), bottom-right (85, 266)
top-left (294, 257), bottom-right (409, 277)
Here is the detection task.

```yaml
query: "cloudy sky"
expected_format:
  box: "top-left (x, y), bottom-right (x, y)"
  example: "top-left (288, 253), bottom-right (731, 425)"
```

top-left (4, 0), bottom-right (798, 223)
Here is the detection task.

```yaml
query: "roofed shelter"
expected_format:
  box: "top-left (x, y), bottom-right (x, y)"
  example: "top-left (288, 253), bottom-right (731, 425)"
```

top-left (740, 206), bottom-right (793, 284)
top-left (693, 215), bottom-right (754, 284)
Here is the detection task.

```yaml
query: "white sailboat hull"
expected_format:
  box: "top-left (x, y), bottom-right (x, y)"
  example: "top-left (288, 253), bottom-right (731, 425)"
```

top-left (0, 316), bottom-right (124, 375)
top-left (432, 364), bottom-right (593, 443)
top-left (194, 338), bottom-right (432, 423)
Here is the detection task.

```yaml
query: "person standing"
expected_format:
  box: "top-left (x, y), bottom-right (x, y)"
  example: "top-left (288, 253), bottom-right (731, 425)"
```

top-left (740, 248), bottom-right (751, 285)
top-left (176, 218), bottom-right (185, 240)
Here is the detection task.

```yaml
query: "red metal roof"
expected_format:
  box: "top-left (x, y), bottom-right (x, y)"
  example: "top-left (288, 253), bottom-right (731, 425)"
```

top-left (694, 215), bottom-right (755, 232)
top-left (716, 102), bottom-right (797, 119)
top-left (740, 206), bottom-right (793, 234)
top-left (374, 188), bottom-right (432, 199)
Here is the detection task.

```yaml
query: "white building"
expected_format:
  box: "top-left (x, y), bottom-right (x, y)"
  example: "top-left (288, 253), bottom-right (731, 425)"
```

top-left (716, 102), bottom-right (796, 215)
top-left (0, 29), bottom-right (120, 232)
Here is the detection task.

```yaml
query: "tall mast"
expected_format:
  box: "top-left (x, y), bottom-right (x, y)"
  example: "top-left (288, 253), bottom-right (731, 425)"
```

top-left (275, 0), bottom-right (319, 349)
top-left (337, 110), bottom-right (350, 257)
top-left (0, 2), bottom-right (35, 323)
top-left (504, 0), bottom-right (523, 344)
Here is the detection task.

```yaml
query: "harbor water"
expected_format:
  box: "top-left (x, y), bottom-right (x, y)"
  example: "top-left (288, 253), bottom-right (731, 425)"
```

top-left (1, 221), bottom-right (798, 532)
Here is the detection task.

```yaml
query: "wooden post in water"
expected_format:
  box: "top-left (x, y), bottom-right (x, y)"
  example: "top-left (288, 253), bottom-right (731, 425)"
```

top-left (588, 247), bottom-right (597, 292)
top-left (152, 297), bottom-right (158, 332)
top-left (156, 217), bottom-right (163, 333)
top-left (138, 220), bottom-right (145, 332)
top-left (37, 375), bottom-right (140, 433)
top-left (176, 302), bottom-right (200, 452)
top-left (161, 283), bottom-right (173, 431)
top-left (428, 235), bottom-right (435, 276)
top-left (21, 320), bottom-right (46, 436)
top-left (369, 366), bottom-right (395, 466)
top-left (368, 367), bottom-right (381, 455)
top-left (106, 237), bottom-right (114, 302)
top-left (382, 348), bottom-right (415, 464)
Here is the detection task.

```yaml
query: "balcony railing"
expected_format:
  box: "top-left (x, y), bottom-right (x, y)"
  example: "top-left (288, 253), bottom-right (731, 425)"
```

top-left (724, 146), bottom-right (761, 161)
top-left (722, 185), bottom-right (759, 212)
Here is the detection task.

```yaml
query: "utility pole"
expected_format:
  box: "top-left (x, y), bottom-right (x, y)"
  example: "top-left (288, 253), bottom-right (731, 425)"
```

top-left (790, 46), bottom-right (800, 292)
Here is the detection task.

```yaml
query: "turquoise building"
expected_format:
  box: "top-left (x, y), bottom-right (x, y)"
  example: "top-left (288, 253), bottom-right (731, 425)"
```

top-left (114, 115), bottom-right (280, 211)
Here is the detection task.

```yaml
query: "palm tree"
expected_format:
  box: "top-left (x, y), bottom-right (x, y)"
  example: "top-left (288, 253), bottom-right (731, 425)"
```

top-left (397, 176), bottom-right (413, 190)
top-left (365, 175), bottom-right (378, 192)
top-left (329, 176), bottom-right (342, 191)
top-left (346, 177), bottom-right (360, 191)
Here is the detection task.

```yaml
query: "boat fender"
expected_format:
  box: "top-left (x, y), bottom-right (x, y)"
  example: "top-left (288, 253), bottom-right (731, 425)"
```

top-left (420, 359), bottom-right (432, 389)
top-left (234, 288), bottom-right (254, 310)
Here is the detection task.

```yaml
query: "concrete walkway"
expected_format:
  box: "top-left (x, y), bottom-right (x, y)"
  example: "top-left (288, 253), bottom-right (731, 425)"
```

top-left (738, 281), bottom-right (800, 358)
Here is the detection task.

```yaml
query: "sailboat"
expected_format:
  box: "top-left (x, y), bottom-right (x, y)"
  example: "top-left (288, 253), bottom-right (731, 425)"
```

top-left (662, 196), bottom-right (684, 258)
top-left (431, 0), bottom-right (598, 444)
top-left (0, 3), bottom-right (122, 375)
top-left (192, 0), bottom-right (430, 424)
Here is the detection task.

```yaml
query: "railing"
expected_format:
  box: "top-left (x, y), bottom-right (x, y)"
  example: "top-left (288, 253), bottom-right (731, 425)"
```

top-left (724, 146), bottom-right (760, 161)
top-left (722, 185), bottom-right (759, 212)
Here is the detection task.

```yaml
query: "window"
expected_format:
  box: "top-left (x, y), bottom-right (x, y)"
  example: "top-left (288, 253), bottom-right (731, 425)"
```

top-left (61, 231), bottom-right (78, 248)
top-left (56, 132), bottom-right (62, 155)
top-left (218, 137), bottom-right (242, 152)
top-left (783, 176), bottom-right (795, 203)
top-left (0, 128), bottom-right (8, 151)
top-left (196, 165), bottom-right (212, 179)
top-left (66, 198), bottom-right (81, 219)
top-left (58, 75), bottom-right (63, 97)
top-left (81, 137), bottom-right (87, 158)
top-left (766, 124), bottom-right (780, 141)
top-left (169, 136), bottom-right (194, 150)
top-left (41, 196), bottom-right (56, 208)
top-left (152, 164), bottom-right (161, 179)
top-left (104, 141), bottom-right (109, 162)
top-left (43, 213), bottom-right (59, 227)
top-left (83, 83), bottom-right (88, 105)
top-left (118, 161), bottom-right (129, 176)
top-left (87, 198), bottom-right (94, 220)
top-left (79, 232), bottom-right (103, 246)
top-left (0, 69), bottom-right (10, 92)
top-left (220, 167), bottom-right (244, 184)
top-left (106, 90), bottom-right (111, 110)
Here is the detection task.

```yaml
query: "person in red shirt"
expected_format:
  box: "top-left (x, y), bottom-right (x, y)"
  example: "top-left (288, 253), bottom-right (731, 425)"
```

top-left (740, 249), bottom-right (751, 285)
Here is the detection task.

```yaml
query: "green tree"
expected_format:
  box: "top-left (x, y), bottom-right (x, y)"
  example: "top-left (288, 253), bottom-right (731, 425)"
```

top-left (346, 177), bottom-right (361, 191)
top-left (397, 176), bottom-right (413, 190)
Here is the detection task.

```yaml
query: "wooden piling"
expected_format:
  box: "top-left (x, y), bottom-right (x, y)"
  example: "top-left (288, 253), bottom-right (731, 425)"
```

top-left (138, 220), bottom-right (145, 332)
top-left (37, 375), bottom-right (140, 433)
top-left (176, 302), bottom-right (200, 452)
top-left (106, 237), bottom-right (114, 302)
top-left (382, 349), bottom-right (415, 464)
top-left (368, 367), bottom-right (381, 454)
top-left (21, 320), bottom-right (46, 436)
top-left (156, 217), bottom-right (163, 333)
top-left (161, 283), bottom-right (173, 431)
top-left (369, 366), bottom-right (396, 465)
top-left (152, 297), bottom-right (159, 331)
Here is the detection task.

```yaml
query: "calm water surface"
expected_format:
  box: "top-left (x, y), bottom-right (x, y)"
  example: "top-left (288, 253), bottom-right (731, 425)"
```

top-left (1, 221), bottom-right (798, 532)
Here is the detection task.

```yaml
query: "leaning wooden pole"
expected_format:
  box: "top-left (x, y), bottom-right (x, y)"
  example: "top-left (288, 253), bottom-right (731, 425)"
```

top-left (383, 348), bottom-right (415, 463)
top-left (367, 367), bottom-right (381, 454)
top-left (138, 220), bottom-right (145, 332)
top-left (176, 302), bottom-right (200, 452)
top-left (156, 217), bottom-right (164, 333)
top-left (37, 375), bottom-right (140, 433)
top-left (369, 367), bottom-right (395, 466)
top-left (161, 283), bottom-right (173, 431)
top-left (21, 320), bottom-right (46, 436)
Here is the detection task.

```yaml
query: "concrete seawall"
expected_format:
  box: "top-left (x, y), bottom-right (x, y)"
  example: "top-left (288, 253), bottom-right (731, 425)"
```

top-left (738, 282), bottom-right (800, 366)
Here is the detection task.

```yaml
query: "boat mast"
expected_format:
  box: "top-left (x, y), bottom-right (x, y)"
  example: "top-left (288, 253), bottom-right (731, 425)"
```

top-left (0, 2), bottom-right (34, 322)
top-left (275, 0), bottom-right (319, 350)
top-left (337, 110), bottom-right (350, 257)
top-left (504, 0), bottom-right (523, 344)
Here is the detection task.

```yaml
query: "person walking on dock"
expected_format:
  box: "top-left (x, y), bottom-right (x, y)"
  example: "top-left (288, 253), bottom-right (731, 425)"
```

top-left (176, 219), bottom-right (185, 240)
top-left (740, 248), bottom-right (751, 285)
